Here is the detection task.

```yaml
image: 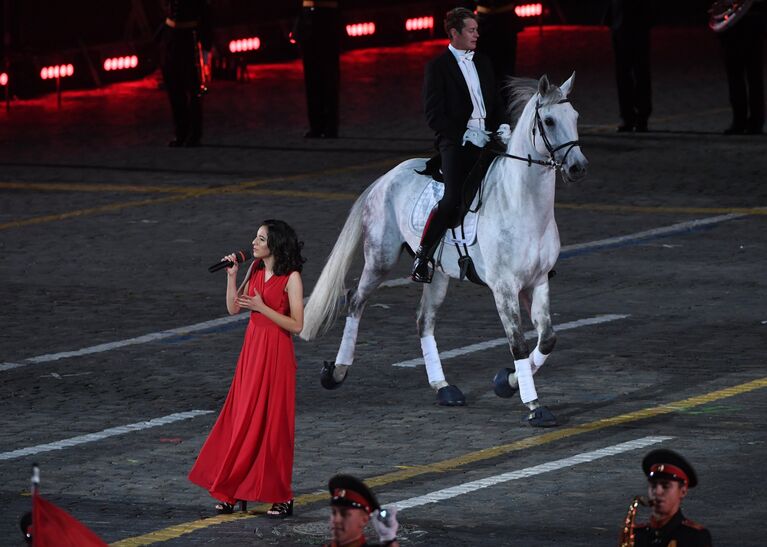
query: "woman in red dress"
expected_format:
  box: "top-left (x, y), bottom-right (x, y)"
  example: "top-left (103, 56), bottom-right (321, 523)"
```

top-left (189, 219), bottom-right (305, 518)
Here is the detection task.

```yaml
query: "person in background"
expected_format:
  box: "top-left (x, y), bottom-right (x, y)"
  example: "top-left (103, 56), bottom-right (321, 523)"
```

top-left (160, 0), bottom-right (212, 147)
top-left (294, 0), bottom-right (342, 138)
top-left (605, 0), bottom-right (654, 132)
top-left (717, 0), bottom-right (766, 134)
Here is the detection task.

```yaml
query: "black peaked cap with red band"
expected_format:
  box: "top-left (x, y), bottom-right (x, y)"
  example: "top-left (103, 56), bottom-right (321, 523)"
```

top-left (328, 474), bottom-right (380, 514)
top-left (642, 449), bottom-right (698, 488)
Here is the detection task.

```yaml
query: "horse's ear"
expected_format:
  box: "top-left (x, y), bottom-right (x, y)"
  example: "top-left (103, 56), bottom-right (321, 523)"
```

top-left (537, 74), bottom-right (550, 97)
top-left (560, 71), bottom-right (576, 98)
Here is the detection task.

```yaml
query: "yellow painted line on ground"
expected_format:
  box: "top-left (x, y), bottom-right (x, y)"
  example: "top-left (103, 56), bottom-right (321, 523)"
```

top-left (110, 376), bottom-right (767, 546)
top-left (0, 182), bottom-right (201, 194)
top-left (0, 157), bottom-right (405, 231)
top-left (239, 189), bottom-right (359, 201)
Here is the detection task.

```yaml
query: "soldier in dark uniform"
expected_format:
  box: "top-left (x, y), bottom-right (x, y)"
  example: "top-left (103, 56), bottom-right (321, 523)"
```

top-left (605, 0), bottom-right (655, 132)
top-left (473, 1), bottom-right (524, 92)
top-left (632, 449), bottom-right (713, 547)
top-left (295, 0), bottom-right (341, 138)
top-left (161, 0), bottom-right (212, 147)
top-left (322, 474), bottom-right (399, 547)
top-left (718, 0), bottom-right (766, 134)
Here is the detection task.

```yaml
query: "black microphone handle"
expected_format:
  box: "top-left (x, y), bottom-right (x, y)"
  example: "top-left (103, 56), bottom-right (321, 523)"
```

top-left (208, 249), bottom-right (249, 273)
top-left (208, 260), bottom-right (233, 273)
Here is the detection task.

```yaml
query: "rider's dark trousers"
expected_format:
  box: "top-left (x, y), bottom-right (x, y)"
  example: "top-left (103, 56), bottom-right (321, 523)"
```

top-left (419, 138), bottom-right (483, 252)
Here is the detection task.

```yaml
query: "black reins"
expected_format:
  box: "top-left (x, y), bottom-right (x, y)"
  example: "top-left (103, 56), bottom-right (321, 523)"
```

top-left (497, 98), bottom-right (580, 171)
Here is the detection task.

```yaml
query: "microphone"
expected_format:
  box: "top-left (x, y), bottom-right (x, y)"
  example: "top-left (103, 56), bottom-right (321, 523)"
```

top-left (208, 249), bottom-right (250, 273)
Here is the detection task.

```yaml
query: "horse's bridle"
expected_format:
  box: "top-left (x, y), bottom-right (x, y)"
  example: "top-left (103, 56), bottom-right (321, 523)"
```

top-left (498, 98), bottom-right (581, 171)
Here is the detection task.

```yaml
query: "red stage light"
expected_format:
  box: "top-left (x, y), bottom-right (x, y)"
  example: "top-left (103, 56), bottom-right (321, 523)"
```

top-left (515, 3), bottom-right (543, 17)
top-left (40, 64), bottom-right (74, 80)
top-left (405, 16), bottom-right (434, 31)
top-left (103, 55), bottom-right (139, 72)
top-left (228, 37), bottom-right (261, 53)
top-left (346, 22), bottom-right (376, 37)
top-left (0, 72), bottom-right (7, 86)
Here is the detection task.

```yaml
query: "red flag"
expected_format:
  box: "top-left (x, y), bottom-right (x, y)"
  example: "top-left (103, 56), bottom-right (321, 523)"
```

top-left (32, 491), bottom-right (107, 547)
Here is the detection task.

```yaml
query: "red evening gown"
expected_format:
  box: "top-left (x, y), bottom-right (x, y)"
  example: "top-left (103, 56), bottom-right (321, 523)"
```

top-left (189, 266), bottom-right (296, 503)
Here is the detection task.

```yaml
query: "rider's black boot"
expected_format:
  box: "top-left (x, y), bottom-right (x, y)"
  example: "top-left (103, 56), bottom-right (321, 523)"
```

top-left (412, 245), bottom-right (435, 283)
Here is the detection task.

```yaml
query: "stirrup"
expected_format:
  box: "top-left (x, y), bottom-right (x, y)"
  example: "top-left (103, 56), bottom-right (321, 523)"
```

top-left (411, 255), bottom-right (434, 283)
top-left (266, 499), bottom-right (294, 519)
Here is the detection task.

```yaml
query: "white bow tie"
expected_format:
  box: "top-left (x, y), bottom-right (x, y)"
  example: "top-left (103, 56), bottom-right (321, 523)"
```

top-left (459, 51), bottom-right (474, 62)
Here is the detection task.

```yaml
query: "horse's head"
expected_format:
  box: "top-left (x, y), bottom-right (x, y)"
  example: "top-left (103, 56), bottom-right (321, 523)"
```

top-left (530, 73), bottom-right (588, 183)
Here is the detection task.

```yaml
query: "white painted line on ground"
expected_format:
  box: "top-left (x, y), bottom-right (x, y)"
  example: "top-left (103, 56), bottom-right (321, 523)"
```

top-left (392, 436), bottom-right (672, 511)
top-left (561, 213), bottom-right (746, 256)
top-left (0, 314), bottom-right (248, 371)
top-left (0, 410), bottom-right (213, 461)
top-left (0, 213), bottom-right (743, 372)
top-left (392, 314), bottom-right (629, 368)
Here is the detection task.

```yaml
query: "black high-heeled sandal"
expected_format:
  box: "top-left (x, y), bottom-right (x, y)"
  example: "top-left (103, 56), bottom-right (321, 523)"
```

top-left (215, 500), bottom-right (247, 514)
top-left (266, 499), bottom-right (293, 519)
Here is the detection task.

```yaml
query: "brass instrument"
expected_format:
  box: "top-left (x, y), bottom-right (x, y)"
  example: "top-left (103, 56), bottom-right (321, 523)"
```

top-left (709, 0), bottom-right (755, 32)
top-left (192, 30), bottom-right (210, 97)
top-left (618, 495), bottom-right (652, 547)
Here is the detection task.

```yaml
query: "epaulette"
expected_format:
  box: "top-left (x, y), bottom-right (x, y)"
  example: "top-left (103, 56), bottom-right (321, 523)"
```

top-left (682, 518), bottom-right (707, 531)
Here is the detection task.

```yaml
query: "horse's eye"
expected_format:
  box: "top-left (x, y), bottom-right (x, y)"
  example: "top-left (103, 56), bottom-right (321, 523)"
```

top-left (545, 117), bottom-right (555, 127)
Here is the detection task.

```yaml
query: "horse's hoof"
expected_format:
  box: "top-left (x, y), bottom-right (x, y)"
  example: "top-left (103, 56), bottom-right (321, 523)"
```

top-left (436, 385), bottom-right (466, 406)
top-left (525, 406), bottom-right (558, 427)
top-left (320, 361), bottom-right (346, 390)
top-left (493, 367), bottom-right (517, 398)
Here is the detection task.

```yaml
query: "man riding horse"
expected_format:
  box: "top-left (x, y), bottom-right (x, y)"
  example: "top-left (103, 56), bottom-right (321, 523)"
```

top-left (412, 7), bottom-right (506, 283)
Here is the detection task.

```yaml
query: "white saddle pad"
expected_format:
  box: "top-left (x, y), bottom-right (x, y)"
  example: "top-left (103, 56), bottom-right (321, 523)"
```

top-left (409, 179), bottom-right (479, 246)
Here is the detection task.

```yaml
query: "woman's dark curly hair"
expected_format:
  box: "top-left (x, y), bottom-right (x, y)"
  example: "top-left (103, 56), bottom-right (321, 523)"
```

top-left (256, 219), bottom-right (306, 276)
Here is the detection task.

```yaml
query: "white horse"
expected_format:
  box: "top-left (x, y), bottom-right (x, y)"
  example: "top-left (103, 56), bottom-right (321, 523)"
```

top-left (300, 74), bottom-right (588, 426)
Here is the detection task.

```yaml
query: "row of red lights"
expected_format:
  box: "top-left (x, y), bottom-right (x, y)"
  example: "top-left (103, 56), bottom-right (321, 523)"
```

top-left (40, 64), bottom-right (74, 80)
top-left (346, 22), bottom-right (376, 37)
top-left (229, 37), bottom-right (261, 53)
top-left (515, 3), bottom-right (543, 17)
top-left (104, 55), bottom-right (138, 71)
top-left (29, 7), bottom-right (544, 82)
top-left (405, 16), bottom-right (434, 31)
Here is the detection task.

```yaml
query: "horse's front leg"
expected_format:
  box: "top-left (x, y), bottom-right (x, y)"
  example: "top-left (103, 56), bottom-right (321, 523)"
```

top-left (529, 281), bottom-right (556, 374)
top-left (490, 282), bottom-right (557, 427)
top-left (416, 271), bottom-right (465, 406)
top-left (505, 282), bottom-right (556, 389)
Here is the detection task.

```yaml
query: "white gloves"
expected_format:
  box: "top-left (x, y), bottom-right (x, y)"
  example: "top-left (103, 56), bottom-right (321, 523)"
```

top-left (462, 127), bottom-right (491, 148)
top-left (496, 123), bottom-right (512, 145)
top-left (372, 506), bottom-right (399, 543)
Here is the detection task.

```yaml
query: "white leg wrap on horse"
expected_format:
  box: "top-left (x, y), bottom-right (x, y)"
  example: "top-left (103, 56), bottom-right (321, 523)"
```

top-left (420, 335), bottom-right (445, 385)
top-left (515, 358), bottom-right (538, 404)
top-left (531, 346), bottom-right (549, 375)
top-left (335, 317), bottom-right (360, 366)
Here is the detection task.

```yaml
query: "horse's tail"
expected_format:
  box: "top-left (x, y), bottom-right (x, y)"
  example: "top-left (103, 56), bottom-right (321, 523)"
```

top-left (300, 183), bottom-right (374, 341)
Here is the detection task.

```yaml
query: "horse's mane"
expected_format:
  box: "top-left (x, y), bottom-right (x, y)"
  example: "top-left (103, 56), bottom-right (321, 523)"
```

top-left (503, 77), bottom-right (565, 129)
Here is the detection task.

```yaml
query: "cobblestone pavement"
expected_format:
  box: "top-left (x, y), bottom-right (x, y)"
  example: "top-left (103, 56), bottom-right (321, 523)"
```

top-left (1, 26), bottom-right (766, 546)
